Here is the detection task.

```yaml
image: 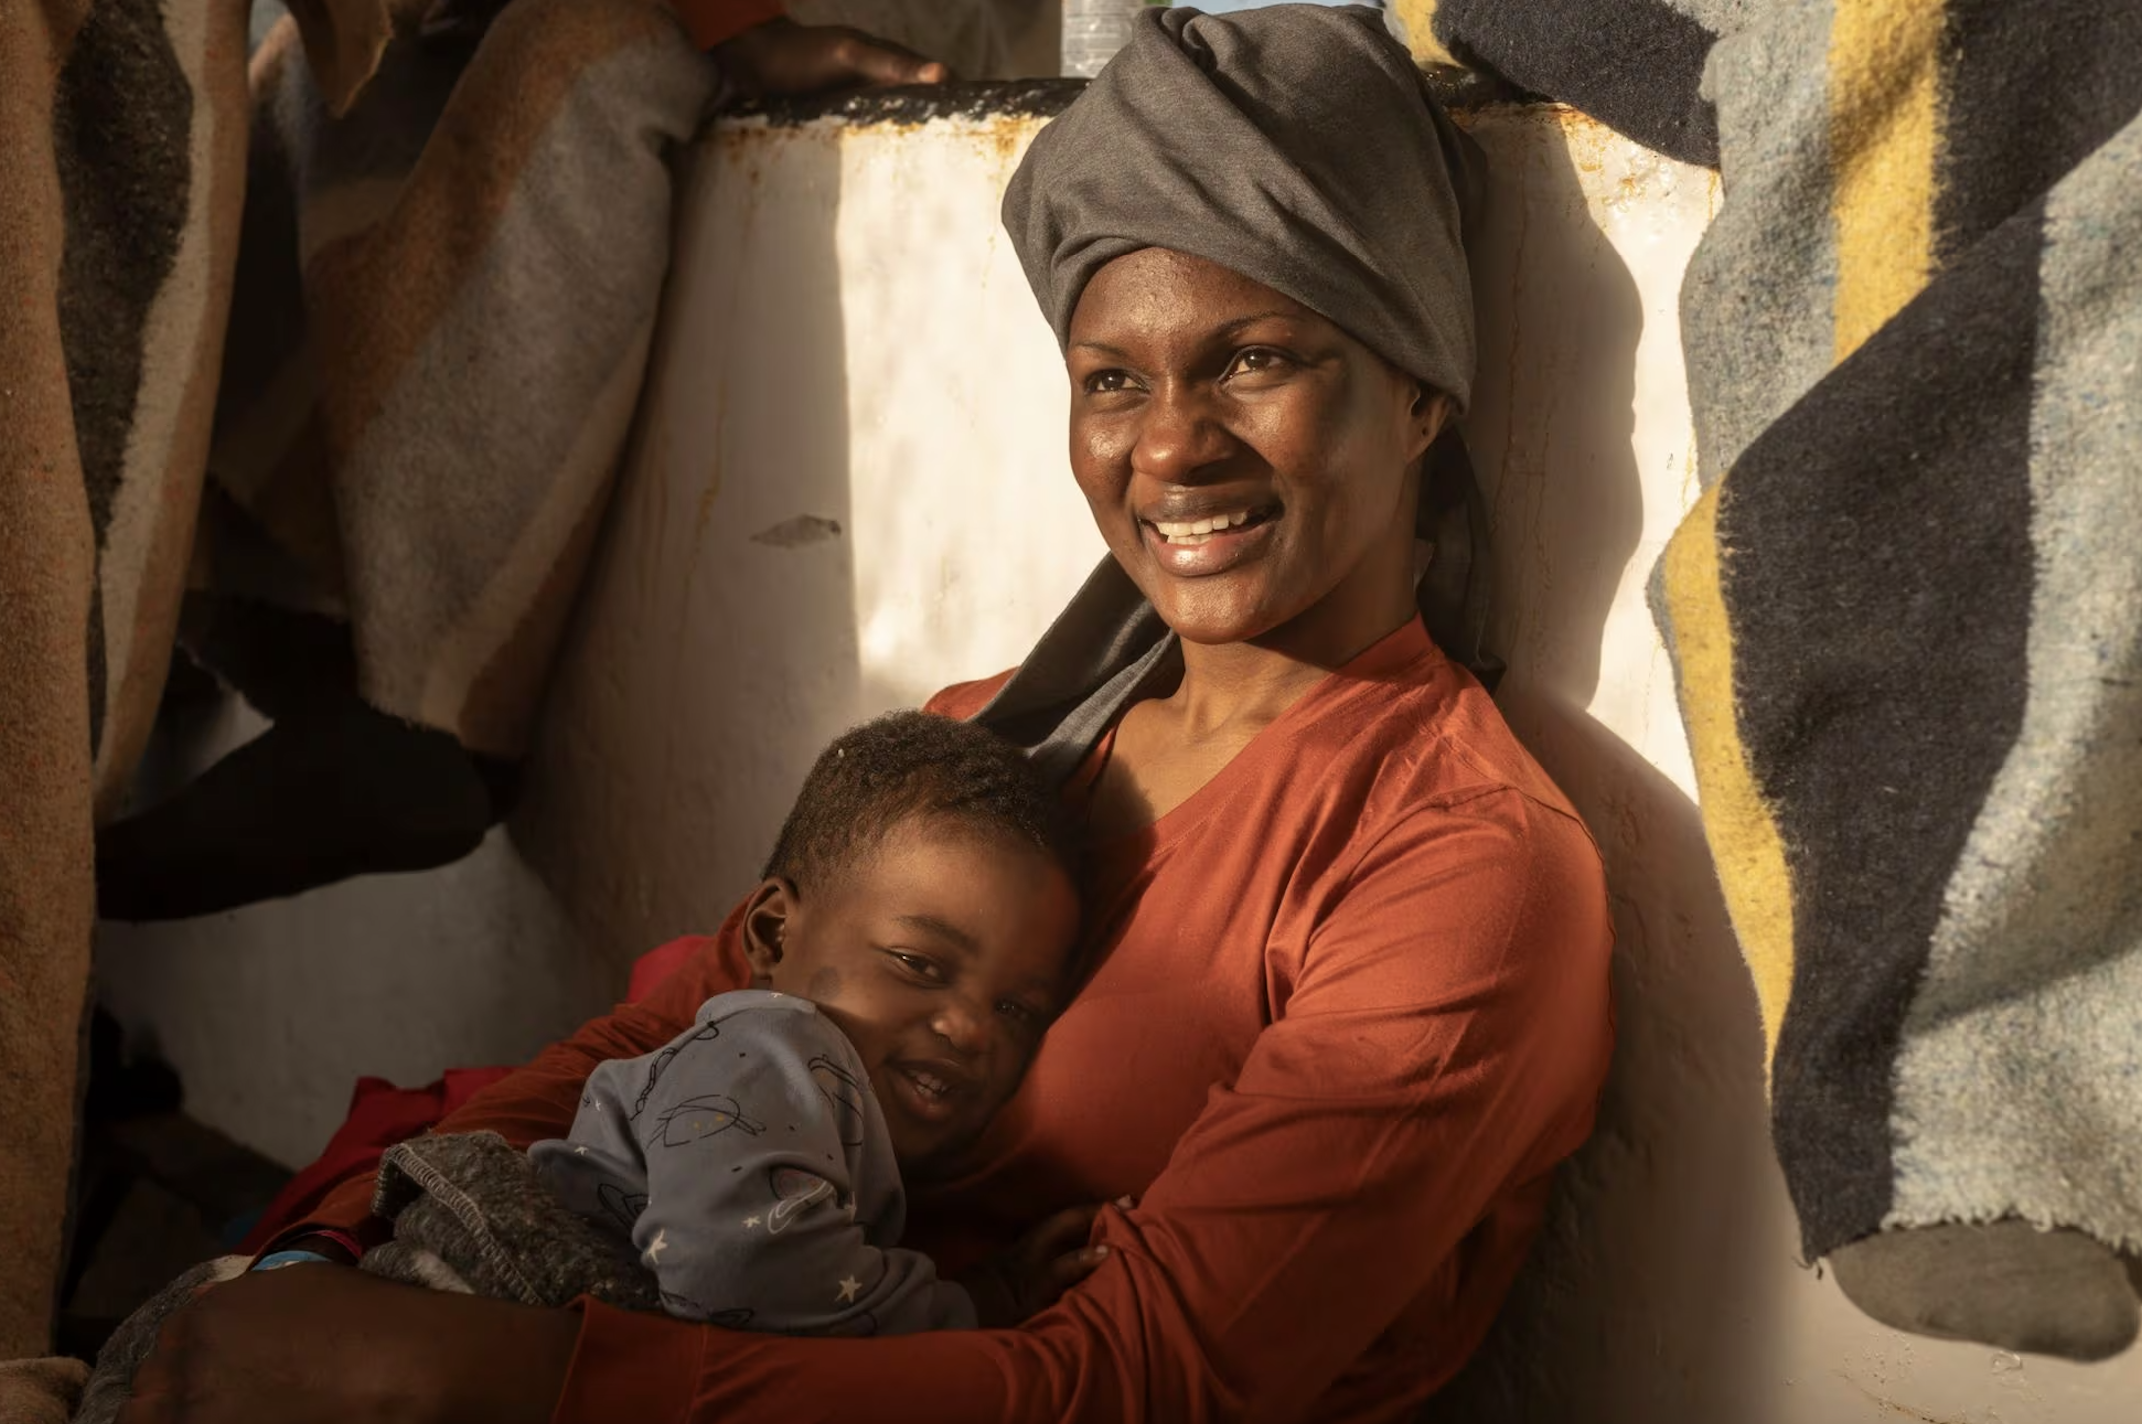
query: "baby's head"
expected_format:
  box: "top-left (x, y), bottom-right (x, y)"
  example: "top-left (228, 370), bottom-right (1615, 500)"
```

top-left (742, 712), bottom-right (1083, 1176)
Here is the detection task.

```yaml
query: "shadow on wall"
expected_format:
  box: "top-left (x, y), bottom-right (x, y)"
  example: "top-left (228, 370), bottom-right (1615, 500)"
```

top-left (1465, 108), bottom-right (1648, 710)
top-left (1427, 710), bottom-right (1778, 1424)
top-left (1422, 117), bottom-right (1779, 1422)
top-left (513, 124), bottom-right (861, 969)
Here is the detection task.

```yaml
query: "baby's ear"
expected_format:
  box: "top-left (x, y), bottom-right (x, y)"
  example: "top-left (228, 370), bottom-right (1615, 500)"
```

top-left (741, 878), bottom-right (797, 981)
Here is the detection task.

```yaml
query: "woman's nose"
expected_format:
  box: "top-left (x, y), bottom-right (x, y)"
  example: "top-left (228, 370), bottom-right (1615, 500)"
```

top-left (1131, 382), bottom-right (1233, 486)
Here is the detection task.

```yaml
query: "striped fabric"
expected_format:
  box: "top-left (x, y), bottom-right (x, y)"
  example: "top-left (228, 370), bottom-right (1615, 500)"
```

top-left (208, 2), bottom-right (716, 756)
top-left (0, 0), bottom-right (725, 1397)
top-left (1438, 0), bottom-right (2142, 1357)
top-left (0, 0), bottom-right (256, 1390)
top-left (0, 0), bottom-right (399, 1398)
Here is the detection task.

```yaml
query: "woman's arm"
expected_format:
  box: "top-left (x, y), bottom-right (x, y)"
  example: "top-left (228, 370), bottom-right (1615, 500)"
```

top-left (124, 792), bottom-right (1610, 1424)
top-left (560, 791), bottom-right (1615, 1424)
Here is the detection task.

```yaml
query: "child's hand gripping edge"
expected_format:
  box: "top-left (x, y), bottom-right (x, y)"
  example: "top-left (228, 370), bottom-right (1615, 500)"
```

top-left (958, 1197), bottom-right (1134, 1328)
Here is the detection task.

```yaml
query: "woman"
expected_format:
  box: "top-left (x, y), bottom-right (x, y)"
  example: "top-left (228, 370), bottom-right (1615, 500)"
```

top-left (118, 9), bottom-right (1612, 1422)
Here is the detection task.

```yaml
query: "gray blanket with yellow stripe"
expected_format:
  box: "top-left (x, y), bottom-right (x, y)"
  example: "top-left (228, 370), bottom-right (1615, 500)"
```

top-left (1432, 0), bottom-right (2142, 1360)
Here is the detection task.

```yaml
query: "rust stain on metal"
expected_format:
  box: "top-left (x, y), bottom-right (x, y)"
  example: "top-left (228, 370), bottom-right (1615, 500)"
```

top-left (1553, 106), bottom-right (1614, 173)
top-left (978, 113), bottom-right (1037, 168)
top-left (750, 514), bottom-right (843, 548)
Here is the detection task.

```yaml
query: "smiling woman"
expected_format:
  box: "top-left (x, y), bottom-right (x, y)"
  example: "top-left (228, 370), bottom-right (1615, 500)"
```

top-left (112, 10), bottom-right (1612, 1424)
top-left (1067, 250), bottom-right (1443, 650)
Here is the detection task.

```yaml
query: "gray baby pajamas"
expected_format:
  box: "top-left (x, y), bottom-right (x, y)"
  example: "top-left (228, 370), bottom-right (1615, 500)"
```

top-left (529, 989), bottom-right (975, 1334)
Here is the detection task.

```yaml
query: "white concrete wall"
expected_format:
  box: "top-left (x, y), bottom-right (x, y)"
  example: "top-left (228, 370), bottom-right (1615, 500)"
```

top-left (98, 102), bottom-right (2142, 1420)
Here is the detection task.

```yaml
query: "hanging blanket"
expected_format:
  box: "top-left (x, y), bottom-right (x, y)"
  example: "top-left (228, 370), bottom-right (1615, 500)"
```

top-left (207, 0), bottom-right (720, 756)
top-left (0, 0), bottom-right (395, 1383)
top-left (1, 0), bottom-right (732, 1399)
top-left (1429, 0), bottom-right (2142, 1360)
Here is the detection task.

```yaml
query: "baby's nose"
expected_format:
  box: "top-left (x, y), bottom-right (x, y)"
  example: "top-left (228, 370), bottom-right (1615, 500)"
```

top-left (929, 999), bottom-right (989, 1055)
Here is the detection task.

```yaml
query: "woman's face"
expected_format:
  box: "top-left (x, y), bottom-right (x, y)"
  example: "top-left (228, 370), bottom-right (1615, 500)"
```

top-left (1066, 247), bottom-right (1445, 648)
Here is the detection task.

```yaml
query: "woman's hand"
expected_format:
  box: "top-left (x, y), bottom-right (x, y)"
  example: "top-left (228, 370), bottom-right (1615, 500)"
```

top-left (712, 16), bottom-right (951, 99)
top-left (116, 1264), bottom-right (578, 1424)
top-left (957, 1201), bottom-right (1119, 1327)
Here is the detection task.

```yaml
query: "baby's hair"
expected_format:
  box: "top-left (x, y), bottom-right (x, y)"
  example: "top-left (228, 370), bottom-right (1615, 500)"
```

top-left (763, 711), bottom-right (1083, 897)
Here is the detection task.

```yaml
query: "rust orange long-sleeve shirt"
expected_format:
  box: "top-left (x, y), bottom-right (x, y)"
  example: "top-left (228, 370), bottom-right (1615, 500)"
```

top-left (306, 618), bottom-right (1613, 1422)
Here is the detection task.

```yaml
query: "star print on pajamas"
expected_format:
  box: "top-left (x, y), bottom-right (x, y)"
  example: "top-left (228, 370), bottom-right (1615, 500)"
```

top-left (644, 1228), bottom-right (670, 1263)
top-left (836, 1275), bottom-right (862, 1304)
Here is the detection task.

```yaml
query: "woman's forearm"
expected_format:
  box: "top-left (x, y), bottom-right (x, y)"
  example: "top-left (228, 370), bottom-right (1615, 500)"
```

top-left (115, 1267), bottom-right (578, 1424)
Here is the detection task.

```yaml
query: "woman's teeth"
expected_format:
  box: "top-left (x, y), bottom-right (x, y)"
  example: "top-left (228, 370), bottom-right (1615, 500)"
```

top-left (907, 1068), bottom-right (950, 1100)
top-left (1154, 510), bottom-right (1255, 545)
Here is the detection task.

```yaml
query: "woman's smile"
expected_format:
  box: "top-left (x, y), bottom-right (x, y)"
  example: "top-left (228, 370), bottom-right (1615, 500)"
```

top-left (1140, 500), bottom-right (1283, 575)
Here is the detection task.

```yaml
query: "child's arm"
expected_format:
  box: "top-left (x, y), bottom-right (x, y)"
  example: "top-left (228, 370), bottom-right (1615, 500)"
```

top-left (552, 999), bottom-right (975, 1335)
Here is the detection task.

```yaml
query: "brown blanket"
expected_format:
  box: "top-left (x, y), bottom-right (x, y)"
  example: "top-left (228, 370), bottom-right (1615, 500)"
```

top-left (0, 0), bottom-right (710, 1397)
top-left (0, 0), bottom-right (279, 1379)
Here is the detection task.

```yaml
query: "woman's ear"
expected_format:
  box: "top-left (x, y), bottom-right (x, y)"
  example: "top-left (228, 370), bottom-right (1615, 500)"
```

top-left (741, 877), bottom-right (797, 984)
top-left (1408, 386), bottom-right (1453, 461)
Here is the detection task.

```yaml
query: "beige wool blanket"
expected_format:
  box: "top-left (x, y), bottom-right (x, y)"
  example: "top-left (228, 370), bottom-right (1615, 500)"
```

top-left (209, 1), bottom-right (716, 755)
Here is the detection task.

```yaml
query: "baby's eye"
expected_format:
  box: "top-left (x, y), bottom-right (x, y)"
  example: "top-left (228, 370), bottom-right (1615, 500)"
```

top-left (887, 951), bottom-right (946, 982)
top-left (995, 998), bottom-right (1043, 1027)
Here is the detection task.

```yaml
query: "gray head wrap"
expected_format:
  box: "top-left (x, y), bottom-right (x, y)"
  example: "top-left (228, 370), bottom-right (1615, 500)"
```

top-left (980, 5), bottom-right (1495, 782)
top-left (1002, 3), bottom-right (1481, 408)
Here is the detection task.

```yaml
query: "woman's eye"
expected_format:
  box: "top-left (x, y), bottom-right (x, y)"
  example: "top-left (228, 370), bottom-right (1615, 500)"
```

top-left (995, 998), bottom-right (1041, 1026)
top-left (1083, 369), bottom-right (1135, 396)
top-left (1226, 347), bottom-right (1291, 379)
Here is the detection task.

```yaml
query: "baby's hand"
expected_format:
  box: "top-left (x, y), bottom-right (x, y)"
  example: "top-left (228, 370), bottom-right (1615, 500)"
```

top-left (959, 1199), bottom-right (1127, 1327)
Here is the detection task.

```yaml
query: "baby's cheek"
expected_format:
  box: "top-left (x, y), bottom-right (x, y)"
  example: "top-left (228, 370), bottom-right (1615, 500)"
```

top-left (805, 963), bottom-right (844, 1001)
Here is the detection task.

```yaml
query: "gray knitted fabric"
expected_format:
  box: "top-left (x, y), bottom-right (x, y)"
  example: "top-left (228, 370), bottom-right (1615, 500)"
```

top-left (364, 1130), bottom-right (662, 1312)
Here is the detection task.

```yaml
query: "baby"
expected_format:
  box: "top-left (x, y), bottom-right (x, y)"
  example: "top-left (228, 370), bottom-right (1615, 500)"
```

top-left (527, 710), bottom-right (1093, 1334)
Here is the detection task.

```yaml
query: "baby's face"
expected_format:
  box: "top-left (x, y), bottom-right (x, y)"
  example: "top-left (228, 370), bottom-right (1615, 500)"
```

top-left (762, 820), bottom-right (1081, 1173)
